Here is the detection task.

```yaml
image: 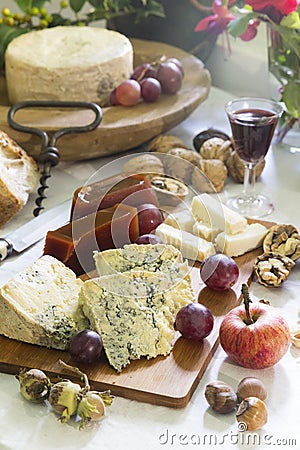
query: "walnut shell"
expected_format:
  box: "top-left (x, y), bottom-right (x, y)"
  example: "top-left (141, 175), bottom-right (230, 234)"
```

top-left (164, 148), bottom-right (202, 182)
top-left (263, 224), bottom-right (300, 261)
top-left (192, 159), bottom-right (228, 193)
top-left (147, 134), bottom-right (188, 153)
top-left (226, 151), bottom-right (265, 183)
top-left (200, 137), bottom-right (233, 163)
top-left (122, 154), bottom-right (164, 176)
top-left (254, 251), bottom-right (295, 287)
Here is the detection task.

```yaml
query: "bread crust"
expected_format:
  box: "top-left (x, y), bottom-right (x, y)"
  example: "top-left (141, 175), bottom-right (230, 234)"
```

top-left (0, 130), bottom-right (39, 227)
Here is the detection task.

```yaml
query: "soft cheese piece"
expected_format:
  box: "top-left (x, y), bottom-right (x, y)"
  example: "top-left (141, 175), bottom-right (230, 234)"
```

top-left (0, 131), bottom-right (39, 227)
top-left (191, 193), bottom-right (248, 235)
top-left (155, 223), bottom-right (215, 262)
top-left (164, 209), bottom-right (195, 233)
top-left (79, 270), bottom-right (194, 372)
top-left (94, 243), bottom-right (191, 286)
top-left (5, 26), bottom-right (133, 106)
top-left (215, 223), bottom-right (268, 257)
top-left (0, 255), bottom-right (88, 350)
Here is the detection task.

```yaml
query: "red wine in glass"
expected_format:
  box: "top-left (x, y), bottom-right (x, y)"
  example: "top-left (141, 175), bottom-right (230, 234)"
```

top-left (225, 97), bottom-right (283, 218)
top-left (229, 108), bottom-right (279, 163)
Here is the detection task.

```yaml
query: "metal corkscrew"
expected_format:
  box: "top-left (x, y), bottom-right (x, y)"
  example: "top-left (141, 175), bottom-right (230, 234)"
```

top-left (7, 100), bottom-right (102, 216)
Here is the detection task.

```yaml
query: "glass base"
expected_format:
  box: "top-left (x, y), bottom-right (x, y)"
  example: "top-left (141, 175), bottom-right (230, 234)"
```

top-left (227, 194), bottom-right (274, 218)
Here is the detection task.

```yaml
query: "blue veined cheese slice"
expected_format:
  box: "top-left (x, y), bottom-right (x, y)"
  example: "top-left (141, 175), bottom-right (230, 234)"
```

top-left (0, 255), bottom-right (88, 350)
top-left (79, 270), bottom-right (195, 372)
top-left (93, 243), bottom-right (191, 286)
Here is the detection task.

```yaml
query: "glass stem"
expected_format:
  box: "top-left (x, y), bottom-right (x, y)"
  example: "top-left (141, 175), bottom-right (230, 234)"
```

top-left (242, 163), bottom-right (257, 202)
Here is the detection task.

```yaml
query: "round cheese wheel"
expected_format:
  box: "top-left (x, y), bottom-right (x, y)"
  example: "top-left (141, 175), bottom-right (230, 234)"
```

top-left (5, 26), bottom-right (133, 106)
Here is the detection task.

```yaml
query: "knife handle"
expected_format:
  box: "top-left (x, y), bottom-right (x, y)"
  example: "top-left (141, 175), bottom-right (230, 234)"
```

top-left (0, 239), bottom-right (13, 262)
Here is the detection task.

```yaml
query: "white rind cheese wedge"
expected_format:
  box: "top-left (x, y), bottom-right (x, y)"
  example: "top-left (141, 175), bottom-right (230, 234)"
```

top-left (155, 223), bottom-right (215, 262)
top-left (215, 223), bottom-right (268, 257)
top-left (191, 193), bottom-right (248, 235)
top-left (94, 243), bottom-right (191, 286)
top-left (5, 26), bottom-right (133, 106)
top-left (0, 255), bottom-right (87, 350)
top-left (79, 270), bottom-right (194, 372)
top-left (164, 209), bottom-right (195, 233)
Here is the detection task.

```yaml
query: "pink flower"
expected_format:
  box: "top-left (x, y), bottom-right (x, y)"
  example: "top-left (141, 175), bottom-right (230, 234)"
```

top-left (247, 0), bottom-right (298, 23)
top-left (194, 0), bottom-right (235, 35)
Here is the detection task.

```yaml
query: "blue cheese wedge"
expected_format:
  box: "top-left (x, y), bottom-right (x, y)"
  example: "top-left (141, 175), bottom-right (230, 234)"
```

top-left (0, 255), bottom-right (88, 350)
top-left (93, 243), bottom-right (191, 286)
top-left (79, 270), bottom-right (194, 372)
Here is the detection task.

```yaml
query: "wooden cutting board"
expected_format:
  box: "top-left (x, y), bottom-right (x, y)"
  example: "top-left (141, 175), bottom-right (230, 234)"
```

top-left (0, 39), bottom-right (210, 161)
top-left (0, 236), bottom-right (268, 408)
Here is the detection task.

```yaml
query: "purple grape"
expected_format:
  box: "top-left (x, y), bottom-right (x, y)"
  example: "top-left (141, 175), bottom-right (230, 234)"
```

top-left (175, 303), bottom-right (214, 341)
top-left (68, 329), bottom-right (103, 364)
top-left (200, 254), bottom-right (239, 291)
top-left (135, 234), bottom-right (163, 245)
top-left (131, 63), bottom-right (156, 81)
top-left (156, 61), bottom-right (183, 94)
top-left (140, 77), bottom-right (162, 102)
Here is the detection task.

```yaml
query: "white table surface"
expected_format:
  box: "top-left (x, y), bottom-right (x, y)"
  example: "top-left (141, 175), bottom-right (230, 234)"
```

top-left (0, 86), bottom-right (299, 450)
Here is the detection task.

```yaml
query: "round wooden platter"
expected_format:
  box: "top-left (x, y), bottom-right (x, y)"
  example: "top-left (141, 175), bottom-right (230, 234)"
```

top-left (0, 39), bottom-right (211, 161)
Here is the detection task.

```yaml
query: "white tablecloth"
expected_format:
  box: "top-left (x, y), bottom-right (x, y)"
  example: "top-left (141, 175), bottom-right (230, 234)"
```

top-left (0, 87), bottom-right (299, 450)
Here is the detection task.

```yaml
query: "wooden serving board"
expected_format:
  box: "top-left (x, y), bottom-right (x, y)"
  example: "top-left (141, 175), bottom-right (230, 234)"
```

top-left (0, 39), bottom-right (210, 161)
top-left (0, 227), bottom-right (270, 408)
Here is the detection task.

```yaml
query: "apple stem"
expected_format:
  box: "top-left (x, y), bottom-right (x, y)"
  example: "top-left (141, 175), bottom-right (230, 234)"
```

top-left (241, 284), bottom-right (254, 325)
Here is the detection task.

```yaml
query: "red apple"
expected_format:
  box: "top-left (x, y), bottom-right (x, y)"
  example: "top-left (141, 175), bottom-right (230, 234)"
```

top-left (219, 284), bottom-right (290, 369)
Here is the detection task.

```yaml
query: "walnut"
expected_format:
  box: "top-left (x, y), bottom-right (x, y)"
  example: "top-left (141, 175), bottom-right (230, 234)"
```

top-left (147, 135), bottom-right (188, 153)
top-left (164, 147), bottom-right (202, 182)
top-left (122, 154), bottom-right (164, 176)
top-left (199, 137), bottom-right (233, 164)
top-left (192, 159), bottom-right (228, 193)
top-left (226, 151), bottom-right (265, 183)
top-left (263, 224), bottom-right (300, 261)
top-left (254, 252), bottom-right (295, 287)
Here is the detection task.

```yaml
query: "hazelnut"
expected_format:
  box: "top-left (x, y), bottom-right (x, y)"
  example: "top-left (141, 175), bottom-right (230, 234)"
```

top-left (204, 381), bottom-right (237, 414)
top-left (236, 396), bottom-right (268, 431)
top-left (236, 377), bottom-right (267, 402)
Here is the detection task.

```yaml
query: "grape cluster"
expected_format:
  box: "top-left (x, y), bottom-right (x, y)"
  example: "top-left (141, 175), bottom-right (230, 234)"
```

top-left (110, 57), bottom-right (184, 106)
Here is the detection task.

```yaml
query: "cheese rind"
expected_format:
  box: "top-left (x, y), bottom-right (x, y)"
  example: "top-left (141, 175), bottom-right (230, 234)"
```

top-left (5, 26), bottom-right (133, 106)
top-left (0, 255), bottom-right (87, 350)
top-left (94, 243), bottom-right (191, 286)
top-left (79, 270), bottom-right (194, 372)
top-left (215, 223), bottom-right (268, 256)
top-left (191, 193), bottom-right (248, 235)
top-left (155, 223), bottom-right (215, 262)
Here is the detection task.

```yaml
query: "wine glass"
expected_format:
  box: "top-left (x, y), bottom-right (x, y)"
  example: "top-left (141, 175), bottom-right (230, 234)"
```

top-left (225, 97), bottom-right (283, 218)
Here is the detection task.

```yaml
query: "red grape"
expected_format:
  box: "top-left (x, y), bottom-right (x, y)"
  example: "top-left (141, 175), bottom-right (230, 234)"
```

top-left (135, 233), bottom-right (163, 245)
top-left (68, 329), bottom-right (103, 365)
top-left (109, 88), bottom-right (119, 106)
top-left (115, 79), bottom-right (141, 106)
top-left (137, 203), bottom-right (164, 235)
top-left (200, 254), bottom-right (239, 291)
top-left (140, 77), bottom-right (162, 102)
top-left (175, 303), bottom-right (214, 341)
top-left (131, 63), bottom-right (156, 81)
top-left (167, 58), bottom-right (184, 77)
top-left (156, 61), bottom-right (183, 94)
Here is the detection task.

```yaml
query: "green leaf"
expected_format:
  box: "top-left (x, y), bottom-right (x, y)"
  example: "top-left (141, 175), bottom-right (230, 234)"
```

top-left (280, 12), bottom-right (300, 30)
top-left (15, 0), bottom-right (50, 13)
top-left (283, 79), bottom-right (300, 119)
top-left (70, 0), bottom-right (87, 13)
top-left (228, 13), bottom-right (255, 38)
top-left (0, 24), bottom-right (29, 71)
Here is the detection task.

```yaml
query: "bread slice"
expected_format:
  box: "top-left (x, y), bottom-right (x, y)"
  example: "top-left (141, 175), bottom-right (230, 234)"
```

top-left (0, 130), bottom-right (39, 227)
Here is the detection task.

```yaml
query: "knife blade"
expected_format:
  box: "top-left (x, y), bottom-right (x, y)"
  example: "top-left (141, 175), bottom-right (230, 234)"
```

top-left (0, 199), bottom-right (71, 262)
